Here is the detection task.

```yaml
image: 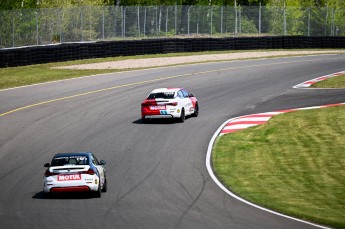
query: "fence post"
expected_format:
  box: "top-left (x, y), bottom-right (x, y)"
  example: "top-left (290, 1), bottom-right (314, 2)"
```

top-left (308, 7), bottom-right (310, 36)
top-left (81, 10), bottom-right (84, 42)
top-left (259, 2), bottom-right (261, 34)
top-left (36, 10), bottom-right (39, 45)
top-left (221, 6), bottom-right (223, 34)
top-left (114, 5), bottom-right (118, 38)
top-left (210, 6), bottom-right (213, 36)
top-left (235, 3), bottom-right (238, 36)
top-left (331, 8), bottom-right (335, 36)
top-left (144, 7), bottom-right (146, 37)
top-left (137, 6), bottom-right (140, 38)
top-left (175, 5), bottom-right (177, 35)
top-left (187, 6), bottom-right (190, 35)
top-left (12, 14), bottom-right (14, 47)
top-left (283, 5), bottom-right (286, 35)
top-left (60, 8), bottom-right (63, 43)
top-left (239, 5), bottom-right (241, 34)
top-left (166, 6), bottom-right (169, 38)
top-left (156, 6), bottom-right (158, 37)
top-left (325, 4), bottom-right (328, 36)
top-left (89, 7), bottom-right (92, 41)
top-left (123, 6), bottom-right (126, 39)
top-left (102, 8), bottom-right (105, 40)
top-left (196, 6), bottom-right (199, 35)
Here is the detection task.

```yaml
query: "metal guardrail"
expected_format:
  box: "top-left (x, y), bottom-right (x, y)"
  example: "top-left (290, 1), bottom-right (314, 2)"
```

top-left (0, 5), bottom-right (343, 49)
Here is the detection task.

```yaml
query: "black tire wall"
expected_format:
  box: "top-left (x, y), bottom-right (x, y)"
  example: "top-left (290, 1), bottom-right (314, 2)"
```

top-left (0, 36), bottom-right (344, 68)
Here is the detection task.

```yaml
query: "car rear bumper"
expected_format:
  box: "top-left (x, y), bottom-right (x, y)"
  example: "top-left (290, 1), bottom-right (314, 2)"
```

top-left (50, 186), bottom-right (91, 193)
top-left (144, 114), bottom-right (175, 119)
top-left (43, 176), bottom-right (99, 193)
top-left (141, 106), bottom-right (180, 119)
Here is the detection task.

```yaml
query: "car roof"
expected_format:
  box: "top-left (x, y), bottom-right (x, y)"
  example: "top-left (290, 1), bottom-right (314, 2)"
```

top-left (150, 88), bottom-right (183, 94)
top-left (53, 152), bottom-right (92, 158)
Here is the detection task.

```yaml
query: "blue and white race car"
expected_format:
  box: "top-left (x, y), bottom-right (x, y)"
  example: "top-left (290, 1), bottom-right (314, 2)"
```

top-left (43, 152), bottom-right (107, 198)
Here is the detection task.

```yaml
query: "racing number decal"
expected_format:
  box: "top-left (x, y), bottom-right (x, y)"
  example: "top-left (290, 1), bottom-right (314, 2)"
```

top-left (160, 110), bottom-right (168, 115)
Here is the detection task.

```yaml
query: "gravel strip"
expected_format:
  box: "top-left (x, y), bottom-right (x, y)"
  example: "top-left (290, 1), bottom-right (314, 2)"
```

top-left (56, 50), bottom-right (345, 70)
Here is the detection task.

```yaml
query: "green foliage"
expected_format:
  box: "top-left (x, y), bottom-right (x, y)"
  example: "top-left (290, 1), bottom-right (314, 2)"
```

top-left (267, 0), bottom-right (345, 7)
top-left (0, 0), bottom-right (275, 10)
top-left (0, 0), bottom-right (37, 10)
top-left (0, 2), bottom-right (344, 47)
top-left (1, 0), bottom-right (344, 10)
top-left (240, 16), bottom-right (258, 33)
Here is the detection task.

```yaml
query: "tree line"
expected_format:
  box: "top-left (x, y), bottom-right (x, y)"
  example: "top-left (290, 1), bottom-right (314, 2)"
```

top-left (1, 0), bottom-right (344, 48)
top-left (1, 0), bottom-right (344, 10)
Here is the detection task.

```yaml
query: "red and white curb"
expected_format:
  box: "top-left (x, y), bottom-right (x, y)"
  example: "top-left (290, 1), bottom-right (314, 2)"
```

top-left (220, 103), bottom-right (345, 136)
top-left (207, 103), bottom-right (345, 229)
top-left (293, 70), bottom-right (345, 88)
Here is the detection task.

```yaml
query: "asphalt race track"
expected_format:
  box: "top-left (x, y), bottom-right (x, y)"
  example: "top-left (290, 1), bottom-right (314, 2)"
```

top-left (1, 54), bottom-right (344, 229)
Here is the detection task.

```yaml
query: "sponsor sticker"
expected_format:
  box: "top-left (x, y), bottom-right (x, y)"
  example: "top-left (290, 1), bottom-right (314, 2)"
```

top-left (58, 174), bottom-right (81, 181)
top-left (150, 105), bottom-right (166, 110)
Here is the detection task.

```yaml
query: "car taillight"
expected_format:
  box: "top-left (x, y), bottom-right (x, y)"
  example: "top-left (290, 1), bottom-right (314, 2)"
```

top-left (82, 168), bottom-right (95, 175)
top-left (142, 100), bottom-right (158, 106)
top-left (167, 102), bottom-right (178, 106)
top-left (45, 170), bottom-right (58, 177)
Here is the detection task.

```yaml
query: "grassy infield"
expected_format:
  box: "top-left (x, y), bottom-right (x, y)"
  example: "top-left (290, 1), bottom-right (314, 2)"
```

top-left (213, 78), bottom-right (345, 228)
top-left (1, 51), bottom-right (344, 228)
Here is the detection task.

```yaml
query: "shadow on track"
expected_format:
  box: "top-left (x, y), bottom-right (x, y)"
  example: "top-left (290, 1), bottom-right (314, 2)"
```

top-left (132, 117), bottom-right (191, 125)
top-left (32, 191), bottom-right (97, 199)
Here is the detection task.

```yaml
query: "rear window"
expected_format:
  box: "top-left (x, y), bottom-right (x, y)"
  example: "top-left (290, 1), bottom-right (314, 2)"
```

top-left (148, 92), bottom-right (175, 99)
top-left (51, 155), bottom-right (89, 166)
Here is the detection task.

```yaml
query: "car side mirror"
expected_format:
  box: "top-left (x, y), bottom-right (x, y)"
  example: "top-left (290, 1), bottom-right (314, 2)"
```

top-left (100, 160), bottom-right (106, 165)
top-left (44, 163), bottom-right (50, 167)
top-left (189, 93), bottom-right (194, 97)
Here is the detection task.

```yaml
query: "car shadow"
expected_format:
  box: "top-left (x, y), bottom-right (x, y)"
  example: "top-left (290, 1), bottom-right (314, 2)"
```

top-left (32, 191), bottom-right (95, 199)
top-left (132, 116), bottom-right (191, 125)
top-left (132, 119), bottom-right (180, 125)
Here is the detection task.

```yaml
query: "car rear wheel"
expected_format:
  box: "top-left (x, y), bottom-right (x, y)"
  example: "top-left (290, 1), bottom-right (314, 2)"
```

top-left (102, 177), bottom-right (107, 192)
top-left (192, 103), bottom-right (199, 117)
top-left (179, 108), bottom-right (185, 123)
top-left (94, 183), bottom-right (101, 198)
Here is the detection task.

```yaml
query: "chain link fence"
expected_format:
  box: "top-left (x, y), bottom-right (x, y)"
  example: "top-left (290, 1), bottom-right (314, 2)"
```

top-left (0, 5), bottom-right (344, 48)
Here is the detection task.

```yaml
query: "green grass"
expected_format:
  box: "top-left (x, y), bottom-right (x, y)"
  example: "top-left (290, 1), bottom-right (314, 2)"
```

top-left (212, 106), bottom-right (345, 228)
top-left (1, 49), bottom-right (343, 90)
top-left (312, 74), bottom-right (345, 88)
top-left (0, 64), bottom-right (118, 89)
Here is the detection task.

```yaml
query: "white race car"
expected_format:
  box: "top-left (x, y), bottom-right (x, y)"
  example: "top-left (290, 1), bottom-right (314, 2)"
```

top-left (43, 152), bottom-right (107, 198)
top-left (141, 88), bottom-right (199, 122)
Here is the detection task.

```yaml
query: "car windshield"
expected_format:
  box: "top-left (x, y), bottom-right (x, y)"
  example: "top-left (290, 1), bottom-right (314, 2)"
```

top-left (148, 92), bottom-right (175, 99)
top-left (51, 155), bottom-right (89, 166)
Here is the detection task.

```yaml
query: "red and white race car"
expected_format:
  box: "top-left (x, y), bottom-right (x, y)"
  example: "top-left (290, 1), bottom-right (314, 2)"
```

top-left (141, 88), bottom-right (199, 122)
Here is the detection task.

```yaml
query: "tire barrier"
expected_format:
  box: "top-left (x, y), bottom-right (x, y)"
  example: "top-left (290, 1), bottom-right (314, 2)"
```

top-left (0, 36), bottom-right (344, 68)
